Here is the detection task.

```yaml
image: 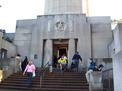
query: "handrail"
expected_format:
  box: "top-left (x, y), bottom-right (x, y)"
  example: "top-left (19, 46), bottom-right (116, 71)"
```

top-left (43, 61), bottom-right (49, 68)
top-left (102, 68), bottom-right (113, 72)
top-left (40, 61), bottom-right (50, 88)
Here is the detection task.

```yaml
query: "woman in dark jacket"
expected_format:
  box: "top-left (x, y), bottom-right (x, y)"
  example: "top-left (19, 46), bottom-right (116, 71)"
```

top-left (21, 56), bottom-right (28, 72)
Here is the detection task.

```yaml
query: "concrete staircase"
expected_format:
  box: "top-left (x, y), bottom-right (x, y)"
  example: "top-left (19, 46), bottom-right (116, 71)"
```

top-left (0, 70), bottom-right (89, 91)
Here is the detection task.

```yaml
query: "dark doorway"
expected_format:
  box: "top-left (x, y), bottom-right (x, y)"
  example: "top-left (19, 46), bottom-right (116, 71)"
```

top-left (59, 48), bottom-right (67, 57)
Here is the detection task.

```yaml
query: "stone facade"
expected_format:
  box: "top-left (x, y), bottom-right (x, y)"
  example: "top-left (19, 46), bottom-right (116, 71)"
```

top-left (109, 23), bottom-right (122, 91)
top-left (0, 32), bottom-right (16, 59)
top-left (45, 0), bottom-right (82, 15)
top-left (0, 32), bottom-right (16, 82)
top-left (14, 14), bottom-right (112, 68)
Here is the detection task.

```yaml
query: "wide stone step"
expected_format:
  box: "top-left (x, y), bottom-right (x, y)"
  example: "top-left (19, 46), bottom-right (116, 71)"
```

top-left (3, 80), bottom-right (40, 84)
top-left (42, 80), bottom-right (87, 83)
top-left (0, 85), bottom-right (41, 90)
top-left (41, 88), bottom-right (89, 91)
top-left (0, 83), bottom-right (88, 88)
top-left (0, 83), bottom-right (40, 87)
top-left (41, 82), bottom-right (88, 85)
top-left (9, 75), bottom-right (86, 79)
top-left (0, 71), bottom-right (89, 91)
top-left (42, 77), bottom-right (86, 80)
top-left (44, 75), bottom-right (86, 78)
top-left (3, 79), bottom-right (87, 84)
top-left (41, 85), bottom-right (88, 89)
top-left (42, 79), bottom-right (87, 83)
top-left (44, 73), bottom-right (84, 75)
top-left (0, 86), bottom-right (88, 91)
top-left (6, 77), bottom-right (87, 82)
top-left (7, 77), bottom-right (40, 80)
top-left (10, 74), bottom-right (86, 78)
top-left (1, 81), bottom-right (88, 88)
top-left (3, 79), bottom-right (40, 83)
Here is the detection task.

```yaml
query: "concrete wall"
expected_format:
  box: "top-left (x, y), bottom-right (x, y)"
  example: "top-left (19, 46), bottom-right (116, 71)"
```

top-left (113, 25), bottom-right (121, 54)
top-left (112, 23), bottom-right (122, 55)
top-left (14, 19), bottom-right (43, 67)
top-left (3, 40), bottom-right (17, 58)
top-left (111, 23), bottom-right (122, 91)
top-left (14, 19), bottom-right (35, 59)
top-left (0, 32), bottom-right (16, 58)
top-left (108, 41), bottom-right (115, 57)
top-left (87, 17), bottom-right (113, 58)
top-left (0, 58), bottom-right (16, 81)
top-left (118, 24), bottom-right (122, 52)
top-left (37, 14), bottom-right (87, 39)
top-left (113, 51), bottom-right (122, 91)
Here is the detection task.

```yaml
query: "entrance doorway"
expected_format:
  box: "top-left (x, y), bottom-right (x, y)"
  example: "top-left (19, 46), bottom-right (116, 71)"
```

top-left (59, 48), bottom-right (67, 57)
top-left (53, 39), bottom-right (68, 68)
top-left (53, 39), bottom-right (68, 57)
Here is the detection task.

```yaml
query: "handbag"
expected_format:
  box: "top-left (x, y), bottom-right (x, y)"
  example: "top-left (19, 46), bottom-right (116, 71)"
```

top-left (32, 71), bottom-right (36, 77)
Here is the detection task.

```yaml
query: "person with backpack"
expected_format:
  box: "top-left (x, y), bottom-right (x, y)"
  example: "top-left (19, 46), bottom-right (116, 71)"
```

top-left (71, 52), bottom-right (82, 72)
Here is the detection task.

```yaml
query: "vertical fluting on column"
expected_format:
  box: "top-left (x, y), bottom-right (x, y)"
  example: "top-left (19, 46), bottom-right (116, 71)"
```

top-left (44, 39), bottom-right (53, 66)
top-left (68, 39), bottom-right (75, 68)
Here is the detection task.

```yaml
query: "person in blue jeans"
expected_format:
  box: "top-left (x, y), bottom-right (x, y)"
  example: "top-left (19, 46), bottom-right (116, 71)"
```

top-left (23, 60), bottom-right (36, 87)
top-left (71, 52), bottom-right (82, 72)
top-left (85, 58), bottom-right (97, 83)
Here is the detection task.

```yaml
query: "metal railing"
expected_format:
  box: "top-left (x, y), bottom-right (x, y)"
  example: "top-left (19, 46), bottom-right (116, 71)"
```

top-left (40, 61), bottom-right (50, 88)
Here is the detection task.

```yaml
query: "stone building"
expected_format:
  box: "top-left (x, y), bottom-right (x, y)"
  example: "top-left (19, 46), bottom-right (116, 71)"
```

top-left (0, 31), bottom-right (16, 59)
top-left (14, 0), bottom-right (112, 68)
top-left (1, 0), bottom-right (122, 90)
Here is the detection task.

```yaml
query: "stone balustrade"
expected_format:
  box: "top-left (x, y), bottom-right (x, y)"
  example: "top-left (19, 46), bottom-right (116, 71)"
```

top-left (89, 71), bottom-right (103, 91)
top-left (0, 58), bottom-right (16, 82)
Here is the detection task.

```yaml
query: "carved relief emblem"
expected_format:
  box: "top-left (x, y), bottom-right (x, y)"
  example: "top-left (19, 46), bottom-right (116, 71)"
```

top-left (55, 21), bottom-right (65, 31)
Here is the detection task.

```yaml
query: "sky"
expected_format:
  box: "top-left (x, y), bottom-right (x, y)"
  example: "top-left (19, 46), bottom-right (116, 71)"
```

top-left (0, 0), bottom-right (122, 33)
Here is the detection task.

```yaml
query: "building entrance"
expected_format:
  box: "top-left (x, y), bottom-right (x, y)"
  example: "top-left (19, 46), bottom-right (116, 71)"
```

top-left (59, 48), bottom-right (67, 57)
top-left (53, 39), bottom-right (68, 67)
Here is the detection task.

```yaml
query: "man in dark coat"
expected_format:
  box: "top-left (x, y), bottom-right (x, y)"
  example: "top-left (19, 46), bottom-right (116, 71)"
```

top-left (71, 52), bottom-right (82, 71)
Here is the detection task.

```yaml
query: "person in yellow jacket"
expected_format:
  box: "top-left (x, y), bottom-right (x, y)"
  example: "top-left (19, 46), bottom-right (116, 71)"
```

top-left (58, 56), bottom-right (67, 71)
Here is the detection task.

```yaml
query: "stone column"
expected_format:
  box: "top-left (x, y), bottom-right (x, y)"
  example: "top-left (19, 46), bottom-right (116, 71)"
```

top-left (38, 39), bottom-right (43, 67)
top-left (44, 39), bottom-right (53, 66)
top-left (30, 27), bottom-right (40, 67)
top-left (68, 39), bottom-right (75, 68)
